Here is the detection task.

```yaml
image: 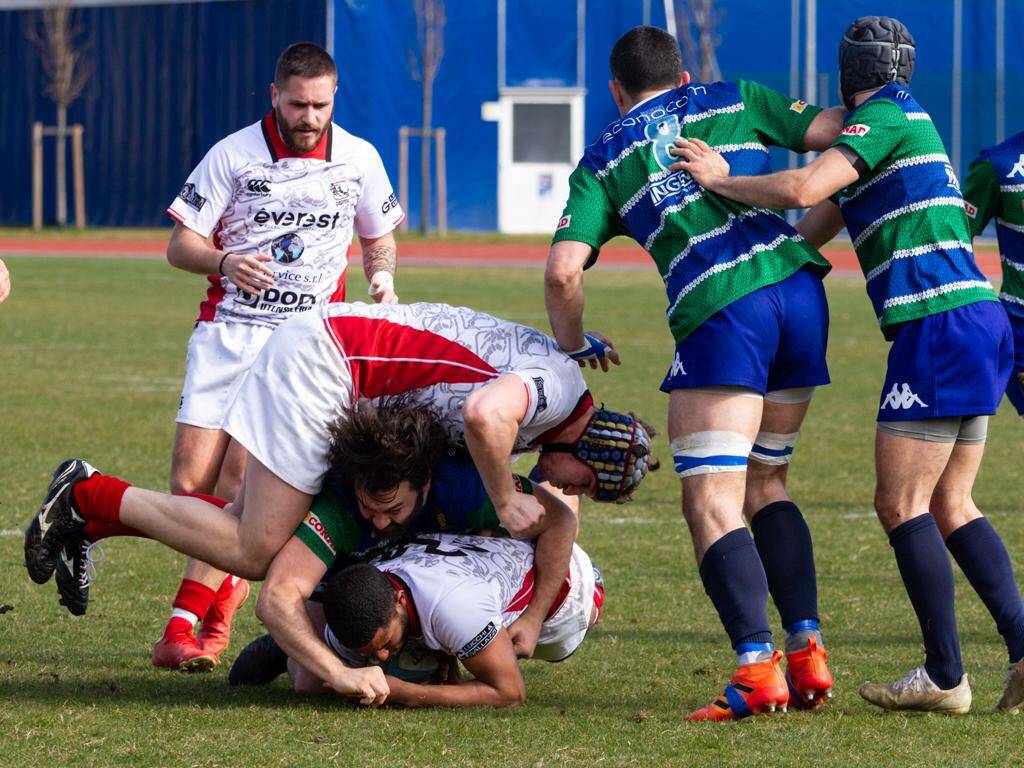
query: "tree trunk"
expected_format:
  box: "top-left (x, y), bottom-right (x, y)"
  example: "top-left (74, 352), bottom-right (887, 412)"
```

top-left (56, 105), bottom-right (67, 227)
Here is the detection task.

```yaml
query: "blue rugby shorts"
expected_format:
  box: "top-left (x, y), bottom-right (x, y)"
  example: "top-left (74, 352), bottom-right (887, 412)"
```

top-left (660, 266), bottom-right (830, 394)
top-left (877, 299), bottom-right (1013, 422)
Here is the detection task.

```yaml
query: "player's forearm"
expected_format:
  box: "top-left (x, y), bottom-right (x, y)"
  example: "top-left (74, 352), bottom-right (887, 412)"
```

top-left (166, 225), bottom-right (224, 276)
top-left (386, 675), bottom-right (524, 708)
top-left (256, 583), bottom-right (348, 687)
top-left (360, 232), bottom-right (397, 280)
top-left (522, 495), bottom-right (577, 623)
top-left (709, 169), bottom-right (814, 210)
top-left (544, 244), bottom-right (589, 351)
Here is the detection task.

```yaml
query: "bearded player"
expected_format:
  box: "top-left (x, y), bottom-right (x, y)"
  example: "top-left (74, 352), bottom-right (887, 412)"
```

top-left (24, 301), bottom-right (653, 702)
top-left (545, 26), bottom-right (843, 720)
top-left (674, 17), bottom-right (1024, 714)
top-left (156, 42), bottom-right (405, 672)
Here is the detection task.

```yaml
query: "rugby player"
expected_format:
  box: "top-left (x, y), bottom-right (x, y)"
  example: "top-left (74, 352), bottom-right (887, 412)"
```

top-left (962, 131), bottom-right (1024, 421)
top-left (158, 42), bottom-right (405, 671)
top-left (672, 17), bottom-right (1024, 714)
top-left (313, 532), bottom-right (603, 708)
top-left (545, 26), bottom-right (843, 719)
top-left (230, 401), bottom-right (580, 692)
top-left (24, 301), bottom-right (653, 700)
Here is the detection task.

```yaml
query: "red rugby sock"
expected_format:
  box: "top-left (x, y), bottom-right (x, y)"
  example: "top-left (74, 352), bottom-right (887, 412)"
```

top-left (169, 579), bottom-right (217, 628)
top-left (73, 474), bottom-right (131, 526)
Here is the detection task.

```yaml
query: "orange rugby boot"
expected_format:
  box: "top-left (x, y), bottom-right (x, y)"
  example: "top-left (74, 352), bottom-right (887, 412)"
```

top-left (196, 577), bottom-right (250, 657)
top-left (152, 628), bottom-right (217, 673)
top-left (687, 650), bottom-right (790, 721)
top-left (786, 637), bottom-right (834, 710)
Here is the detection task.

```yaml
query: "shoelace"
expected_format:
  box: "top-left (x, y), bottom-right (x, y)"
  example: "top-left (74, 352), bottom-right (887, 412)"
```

top-left (893, 667), bottom-right (930, 693)
top-left (80, 540), bottom-right (105, 588)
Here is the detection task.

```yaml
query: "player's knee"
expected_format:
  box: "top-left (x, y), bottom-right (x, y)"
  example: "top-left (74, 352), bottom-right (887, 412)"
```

top-left (169, 470), bottom-right (209, 496)
top-left (873, 491), bottom-right (910, 531)
top-left (671, 431), bottom-right (752, 480)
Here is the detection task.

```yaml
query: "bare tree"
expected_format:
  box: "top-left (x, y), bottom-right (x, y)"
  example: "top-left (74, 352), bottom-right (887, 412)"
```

top-left (677, 0), bottom-right (723, 83)
top-left (28, 2), bottom-right (92, 227)
top-left (408, 0), bottom-right (445, 234)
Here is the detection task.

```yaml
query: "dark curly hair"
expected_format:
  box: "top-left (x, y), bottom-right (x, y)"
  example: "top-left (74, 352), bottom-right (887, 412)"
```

top-left (326, 398), bottom-right (450, 497)
top-left (323, 563), bottom-right (398, 650)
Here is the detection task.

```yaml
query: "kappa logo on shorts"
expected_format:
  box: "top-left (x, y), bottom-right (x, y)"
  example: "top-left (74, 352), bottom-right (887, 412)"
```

top-left (881, 383), bottom-right (928, 410)
top-left (670, 352), bottom-right (687, 378)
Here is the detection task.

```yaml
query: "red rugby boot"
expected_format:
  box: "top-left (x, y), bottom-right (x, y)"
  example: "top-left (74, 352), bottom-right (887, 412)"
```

top-left (152, 621), bottom-right (217, 673)
top-left (687, 651), bottom-right (789, 721)
top-left (786, 637), bottom-right (834, 710)
top-left (196, 577), bottom-right (250, 657)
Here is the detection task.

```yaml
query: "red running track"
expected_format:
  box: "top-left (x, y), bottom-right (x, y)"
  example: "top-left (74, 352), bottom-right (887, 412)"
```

top-left (0, 236), bottom-right (1003, 277)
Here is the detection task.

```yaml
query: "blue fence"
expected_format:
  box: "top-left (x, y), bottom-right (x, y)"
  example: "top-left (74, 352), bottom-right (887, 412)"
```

top-left (1, 0), bottom-right (1021, 230)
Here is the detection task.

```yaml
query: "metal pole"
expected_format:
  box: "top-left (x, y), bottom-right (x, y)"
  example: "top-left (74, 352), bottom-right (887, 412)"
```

top-left (803, 0), bottom-right (817, 168)
top-left (32, 121), bottom-right (43, 231)
top-left (398, 126), bottom-right (409, 234)
top-left (952, 0), bottom-right (963, 174)
top-left (325, 0), bottom-right (335, 58)
top-left (435, 128), bottom-right (447, 237)
top-left (663, 0), bottom-right (676, 39)
top-left (996, 0), bottom-right (1005, 143)
top-left (56, 106), bottom-right (67, 227)
top-left (788, 0), bottom-right (800, 176)
top-left (577, 0), bottom-right (585, 88)
top-left (497, 0), bottom-right (506, 90)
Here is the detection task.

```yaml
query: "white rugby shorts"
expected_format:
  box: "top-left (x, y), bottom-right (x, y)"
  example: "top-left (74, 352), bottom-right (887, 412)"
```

top-left (222, 311), bottom-right (354, 495)
top-left (176, 321), bottom-right (274, 430)
top-left (533, 544), bottom-right (597, 663)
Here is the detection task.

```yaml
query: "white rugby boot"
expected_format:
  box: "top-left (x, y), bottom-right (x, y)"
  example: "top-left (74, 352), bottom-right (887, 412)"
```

top-left (859, 667), bottom-right (971, 714)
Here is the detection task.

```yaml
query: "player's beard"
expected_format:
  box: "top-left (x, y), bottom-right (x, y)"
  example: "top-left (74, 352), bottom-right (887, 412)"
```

top-left (378, 490), bottom-right (427, 541)
top-left (274, 106), bottom-right (328, 153)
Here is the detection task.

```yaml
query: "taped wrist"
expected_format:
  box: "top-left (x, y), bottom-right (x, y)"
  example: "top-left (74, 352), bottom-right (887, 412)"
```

top-left (368, 271), bottom-right (395, 296)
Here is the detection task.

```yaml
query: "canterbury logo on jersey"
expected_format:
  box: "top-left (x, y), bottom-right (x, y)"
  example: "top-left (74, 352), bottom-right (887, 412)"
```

top-left (881, 383), bottom-right (928, 410)
top-left (252, 209), bottom-right (342, 228)
top-left (246, 179), bottom-right (271, 194)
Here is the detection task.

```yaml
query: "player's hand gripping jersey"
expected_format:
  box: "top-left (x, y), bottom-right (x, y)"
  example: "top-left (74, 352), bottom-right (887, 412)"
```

top-left (962, 130), bottom-right (1024, 412)
top-left (167, 112), bottom-right (405, 326)
top-left (553, 81), bottom-right (830, 343)
top-left (830, 84), bottom-right (997, 336)
top-left (326, 533), bottom-right (597, 663)
top-left (223, 302), bottom-right (590, 494)
top-left (296, 454), bottom-right (526, 567)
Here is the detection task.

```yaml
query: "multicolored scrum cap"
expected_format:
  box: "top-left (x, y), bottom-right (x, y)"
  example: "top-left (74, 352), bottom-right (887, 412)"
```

top-left (544, 408), bottom-right (653, 503)
top-left (839, 16), bottom-right (915, 110)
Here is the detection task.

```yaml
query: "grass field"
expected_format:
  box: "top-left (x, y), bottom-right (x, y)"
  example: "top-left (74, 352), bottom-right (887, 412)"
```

top-left (1, 255), bottom-right (1023, 767)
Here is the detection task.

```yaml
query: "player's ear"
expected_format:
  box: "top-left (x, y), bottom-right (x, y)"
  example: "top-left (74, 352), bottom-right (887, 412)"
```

top-left (679, 71), bottom-right (691, 87)
top-left (270, 82), bottom-right (279, 108)
top-left (609, 79), bottom-right (623, 108)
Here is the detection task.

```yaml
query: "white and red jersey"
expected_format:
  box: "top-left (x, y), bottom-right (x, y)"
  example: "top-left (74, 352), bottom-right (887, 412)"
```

top-left (222, 301), bottom-right (590, 494)
top-left (167, 112), bottom-right (404, 328)
top-left (349, 534), bottom-right (592, 661)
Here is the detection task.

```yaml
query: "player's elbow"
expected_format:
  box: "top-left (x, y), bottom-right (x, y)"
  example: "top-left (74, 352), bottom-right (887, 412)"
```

top-left (254, 581), bottom-right (289, 627)
top-left (545, 260), bottom-right (578, 291)
top-left (494, 680), bottom-right (527, 708)
top-left (788, 182), bottom-right (821, 211)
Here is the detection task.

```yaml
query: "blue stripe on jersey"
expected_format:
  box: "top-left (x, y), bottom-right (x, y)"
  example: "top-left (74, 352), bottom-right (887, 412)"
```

top-left (661, 208), bottom-right (795, 306)
top-left (866, 244), bottom-right (987, 313)
top-left (841, 160), bottom-right (957, 243)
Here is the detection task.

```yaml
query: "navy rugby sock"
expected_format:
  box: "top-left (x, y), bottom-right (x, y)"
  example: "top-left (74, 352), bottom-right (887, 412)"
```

top-left (750, 501), bottom-right (820, 650)
top-left (889, 515), bottom-right (964, 690)
top-left (699, 528), bottom-right (773, 656)
top-left (946, 517), bottom-right (1024, 663)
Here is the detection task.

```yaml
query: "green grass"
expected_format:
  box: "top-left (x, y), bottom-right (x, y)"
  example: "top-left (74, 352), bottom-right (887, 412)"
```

top-left (1, 255), bottom-right (1022, 767)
